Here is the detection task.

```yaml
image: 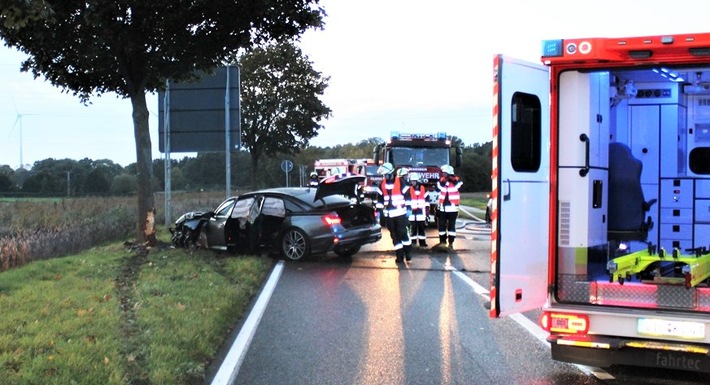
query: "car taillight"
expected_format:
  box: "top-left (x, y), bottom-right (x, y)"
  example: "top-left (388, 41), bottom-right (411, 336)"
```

top-left (322, 214), bottom-right (341, 226)
top-left (540, 312), bottom-right (589, 334)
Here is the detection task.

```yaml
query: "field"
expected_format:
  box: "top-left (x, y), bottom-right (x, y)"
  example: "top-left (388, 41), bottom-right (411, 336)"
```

top-left (0, 193), bottom-right (271, 385)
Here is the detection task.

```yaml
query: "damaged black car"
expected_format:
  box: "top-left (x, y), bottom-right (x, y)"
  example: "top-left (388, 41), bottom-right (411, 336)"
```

top-left (170, 175), bottom-right (382, 261)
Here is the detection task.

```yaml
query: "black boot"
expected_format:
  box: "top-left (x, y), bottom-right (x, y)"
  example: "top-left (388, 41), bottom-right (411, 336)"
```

top-left (448, 236), bottom-right (455, 251)
top-left (404, 245), bottom-right (412, 261)
top-left (395, 249), bottom-right (404, 263)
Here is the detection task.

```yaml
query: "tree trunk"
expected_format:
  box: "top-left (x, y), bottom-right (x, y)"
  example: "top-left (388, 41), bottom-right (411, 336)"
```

top-left (131, 91), bottom-right (156, 246)
top-left (250, 150), bottom-right (260, 189)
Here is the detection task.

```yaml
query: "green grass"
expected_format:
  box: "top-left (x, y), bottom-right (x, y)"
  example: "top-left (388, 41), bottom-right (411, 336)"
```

top-left (0, 235), bottom-right (271, 385)
top-left (460, 192), bottom-right (490, 211)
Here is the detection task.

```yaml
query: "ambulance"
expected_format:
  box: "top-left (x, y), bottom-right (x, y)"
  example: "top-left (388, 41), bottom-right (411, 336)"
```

top-left (491, 32), bottom-right (710, 372)
top-left (313, 158), bottom-right (352, 180)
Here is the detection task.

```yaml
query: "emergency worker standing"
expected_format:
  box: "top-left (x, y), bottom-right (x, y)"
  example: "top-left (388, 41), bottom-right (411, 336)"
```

top-left (377, 163), bottom-right (413, 262)
top-left (308, 171), bottom-right (319, 187)
top-left (406, 172), bottom-right (428, 247)
top-left (434, 165), bottom-right (463, 251)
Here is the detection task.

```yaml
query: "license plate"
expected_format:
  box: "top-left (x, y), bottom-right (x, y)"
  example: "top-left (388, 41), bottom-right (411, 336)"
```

top-left (638, 318), bottom-right (706, 340)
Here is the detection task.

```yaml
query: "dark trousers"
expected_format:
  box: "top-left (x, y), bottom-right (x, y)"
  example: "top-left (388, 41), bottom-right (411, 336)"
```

top-left (410, 220), bottom-right (427, 245)
top-left (387, 214), bottom-right (412, 260)
top-left (437, 210), bottom-right (458, 245)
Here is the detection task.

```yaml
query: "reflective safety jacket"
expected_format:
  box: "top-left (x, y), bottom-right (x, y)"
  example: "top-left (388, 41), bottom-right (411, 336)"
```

top-left (406, 183), bottom-right (428, 221)
top-left (380, 176), bottom-right (407, 217)
top-left (436, 176), bottom-right (463, 213)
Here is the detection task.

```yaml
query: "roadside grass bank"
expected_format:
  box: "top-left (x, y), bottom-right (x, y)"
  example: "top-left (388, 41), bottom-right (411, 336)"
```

top-left (0, 233), bottom-right (272, 385)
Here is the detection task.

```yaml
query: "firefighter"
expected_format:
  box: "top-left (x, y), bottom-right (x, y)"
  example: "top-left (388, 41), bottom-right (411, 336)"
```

top-left (308, 171), bottom-right (319, 187)
top-left (485, 194), bottom-right (492, 227)
top-left (377, 163), bottom-right (413, 263)
top-left (406, 172), bottom-right (428, 247)
top-left (434, 164), bottom-right (463, 252)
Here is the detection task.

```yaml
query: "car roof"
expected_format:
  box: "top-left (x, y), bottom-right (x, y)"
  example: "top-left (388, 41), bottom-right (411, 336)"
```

top-left (238, 187), bottom-right (352, 207)
top-left (238, 174), bottom-right (365, 204)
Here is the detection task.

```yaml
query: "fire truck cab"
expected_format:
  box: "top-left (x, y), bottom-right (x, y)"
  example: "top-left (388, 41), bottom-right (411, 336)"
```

top-left (491, 33), bottom-right (710, 373)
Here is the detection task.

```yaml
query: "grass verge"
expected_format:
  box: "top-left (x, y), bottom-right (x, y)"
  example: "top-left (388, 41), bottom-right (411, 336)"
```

top-left (0, 235), bottom-right (272, 385)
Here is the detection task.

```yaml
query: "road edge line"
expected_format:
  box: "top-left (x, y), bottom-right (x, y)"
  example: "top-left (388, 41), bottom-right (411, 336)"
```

top-left (211, 260), bottom-right (285, 385)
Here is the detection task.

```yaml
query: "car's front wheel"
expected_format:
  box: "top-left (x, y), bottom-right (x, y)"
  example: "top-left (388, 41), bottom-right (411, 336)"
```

top-left (280, 228), bottom-right (310, 261)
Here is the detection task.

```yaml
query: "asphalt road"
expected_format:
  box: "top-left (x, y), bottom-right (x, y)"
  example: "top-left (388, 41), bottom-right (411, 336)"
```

top-left (207, 215), bottom-right (710, 385)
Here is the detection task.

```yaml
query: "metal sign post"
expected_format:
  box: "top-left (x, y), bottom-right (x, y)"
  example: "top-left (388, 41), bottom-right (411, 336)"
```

top-left (164, 80), bottom-right (172, 226)
top-left (281, 160), bottom-right (293, 187)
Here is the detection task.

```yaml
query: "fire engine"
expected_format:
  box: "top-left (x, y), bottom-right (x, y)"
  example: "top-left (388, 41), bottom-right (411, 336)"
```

top-left (491, 32), bottom-right (710, 372)
top-left (313, 158), bottom-right (353, 180)
top-left (373, 132), bottom-right (462, 223)
top-left (350, 158), bottom-right (382, 199)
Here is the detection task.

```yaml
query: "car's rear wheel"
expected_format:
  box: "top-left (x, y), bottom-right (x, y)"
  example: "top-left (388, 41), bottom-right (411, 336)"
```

top-left (280, 228), bottom-right (310, 261)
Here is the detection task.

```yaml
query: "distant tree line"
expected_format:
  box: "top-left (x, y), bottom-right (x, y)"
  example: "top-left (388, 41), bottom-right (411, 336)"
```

top-left (0, 137), bottom-right (492, 197)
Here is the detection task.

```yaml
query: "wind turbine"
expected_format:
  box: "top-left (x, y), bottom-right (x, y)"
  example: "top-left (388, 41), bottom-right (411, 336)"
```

top-left (9, 103), bottom-right (37, 169)
top-left (10, 111), bottom-right (24, 169)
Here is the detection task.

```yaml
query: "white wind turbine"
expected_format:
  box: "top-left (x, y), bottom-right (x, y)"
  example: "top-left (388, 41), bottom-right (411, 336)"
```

top-left (9, 103), bottom-right (38, 169)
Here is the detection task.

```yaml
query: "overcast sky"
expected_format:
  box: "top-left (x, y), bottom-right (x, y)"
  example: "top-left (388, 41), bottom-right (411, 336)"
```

top-left (2, 0), bottom-right (710, 168)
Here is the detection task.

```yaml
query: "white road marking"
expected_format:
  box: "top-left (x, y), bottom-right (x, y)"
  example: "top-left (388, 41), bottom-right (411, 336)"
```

top-left (211, 261), bottom-right (285, 385)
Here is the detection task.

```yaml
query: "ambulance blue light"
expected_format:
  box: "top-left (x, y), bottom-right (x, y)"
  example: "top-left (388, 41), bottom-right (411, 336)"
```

top-left (542, 39), bottom-right (564, 58)
top-left (437, 132), bottom-right (446, 141)
top-left (391, 131), bottom-right (400, 140)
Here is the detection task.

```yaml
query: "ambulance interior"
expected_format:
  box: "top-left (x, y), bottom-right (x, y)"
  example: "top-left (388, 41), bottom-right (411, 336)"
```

top-left (555, 65), bottom-right (710, 311)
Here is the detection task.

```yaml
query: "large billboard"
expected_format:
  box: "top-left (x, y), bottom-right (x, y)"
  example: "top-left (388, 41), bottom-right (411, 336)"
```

top-left (158, 66), bottom-right (240, 152)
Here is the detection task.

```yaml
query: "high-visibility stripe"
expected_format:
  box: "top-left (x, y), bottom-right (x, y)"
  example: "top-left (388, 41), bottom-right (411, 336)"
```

top-left (490, 55), bottom-right (500, 318)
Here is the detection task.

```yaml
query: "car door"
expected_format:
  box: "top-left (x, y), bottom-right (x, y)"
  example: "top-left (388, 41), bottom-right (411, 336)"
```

top-left (205, 198), bottom-right (237, 250)
top-left (490, 55), bottom-right (550, 318)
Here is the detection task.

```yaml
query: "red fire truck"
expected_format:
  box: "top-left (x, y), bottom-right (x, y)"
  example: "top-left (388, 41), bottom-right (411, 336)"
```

top-left (373, 132), bottom-right (462, 224)
top-left (491, 32), bottom-right (710, 372)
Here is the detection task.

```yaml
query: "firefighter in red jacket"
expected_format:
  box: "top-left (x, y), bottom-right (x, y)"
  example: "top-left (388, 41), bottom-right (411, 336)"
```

top-left (406, 172), bottom-right (429, 247)
top-left (377, 163), bottom-right (413, 263)
top-left (434, 165), bottom-right (463, 251)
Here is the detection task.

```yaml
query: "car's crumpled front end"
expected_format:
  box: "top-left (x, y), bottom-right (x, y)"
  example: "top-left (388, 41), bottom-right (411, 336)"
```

top-left (170, 211), bottom-right (209, 248)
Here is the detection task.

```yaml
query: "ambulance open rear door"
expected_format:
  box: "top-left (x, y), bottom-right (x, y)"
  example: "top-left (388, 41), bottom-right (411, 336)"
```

top-left (490, 55), bottom-right (550, 318)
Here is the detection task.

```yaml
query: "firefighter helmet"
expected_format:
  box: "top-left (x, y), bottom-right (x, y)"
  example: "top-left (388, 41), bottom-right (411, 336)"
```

top-left (397, 167), bottom-right (410, 177)
top-left (408, 172), bottom-right (420, 182)
top-left (440, 165), bottom-right (454, 175)
top-left (310, 171), bottom-right (317, 177)
top-left (377, 162), bottom-right (394, 175)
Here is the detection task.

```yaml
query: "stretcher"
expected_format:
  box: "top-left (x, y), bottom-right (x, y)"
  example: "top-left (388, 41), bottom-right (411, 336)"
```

top-left (606, 245), bottom-right (710, 288)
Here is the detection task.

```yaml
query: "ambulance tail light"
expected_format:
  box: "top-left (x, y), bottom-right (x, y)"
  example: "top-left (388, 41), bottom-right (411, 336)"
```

top-left (540, 312), bottom-right (589, 334)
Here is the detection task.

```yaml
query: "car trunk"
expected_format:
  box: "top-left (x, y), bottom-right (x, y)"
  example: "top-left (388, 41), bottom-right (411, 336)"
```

top-left (332, 203), bottom-right (377, 228)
